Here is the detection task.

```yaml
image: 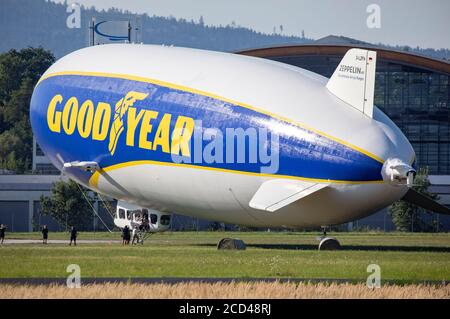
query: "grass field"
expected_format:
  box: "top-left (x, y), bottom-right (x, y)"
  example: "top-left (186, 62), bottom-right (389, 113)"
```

top-left (1, 231), bottom-right (450, 284)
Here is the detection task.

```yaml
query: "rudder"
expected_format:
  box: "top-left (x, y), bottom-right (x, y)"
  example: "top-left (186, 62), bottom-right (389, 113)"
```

top-left (326, 48), bottom-right (377, 118)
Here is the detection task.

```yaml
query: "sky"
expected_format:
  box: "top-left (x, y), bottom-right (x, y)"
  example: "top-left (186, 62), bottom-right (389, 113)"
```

top-left (53, 0), bottom-right (450, 49)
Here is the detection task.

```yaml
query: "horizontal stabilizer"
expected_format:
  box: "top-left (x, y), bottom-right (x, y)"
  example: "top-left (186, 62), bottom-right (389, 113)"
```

top-left (402, 188), bottom-right (450, 215)
top-left (326, 48), bottom-right (377, 118)
top-left (249, 179), bottom-right (328, 212)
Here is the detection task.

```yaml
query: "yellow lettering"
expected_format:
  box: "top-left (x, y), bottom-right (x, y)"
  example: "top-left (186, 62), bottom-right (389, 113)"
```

top-left (92, 102), bottom-right (111, 141)
top-left (62, 97), bottom-right (78, 135)
top-left (126, 107), bottom-right (145, 146)
top-left (47, 95), bottom-right (63, 133)
top-left (171, 116), bottom-right (194, 157)
top-left (152, 113), bottom-right (171, 153)
top-left (139, 110), bottom-right (159, 150)
top-left (77, 100), bottom-right (94, 138)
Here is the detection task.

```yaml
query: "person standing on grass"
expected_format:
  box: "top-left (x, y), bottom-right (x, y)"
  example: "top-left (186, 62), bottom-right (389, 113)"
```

top-left (69, 226), bottom-right (78, 246)
top-left (131, 228), bottom-right (139, 245)
top-left (41, 225), bottom-right (49, 244)
top-left (122, 226), bottom-right (131, 245)
top-left (0, 224), bottom-right (6, 244)
top-left (126, 227), bottom-right (131, 245)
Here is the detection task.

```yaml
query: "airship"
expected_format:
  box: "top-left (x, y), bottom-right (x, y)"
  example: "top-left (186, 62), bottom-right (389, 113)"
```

top-left (30, 44), bottom-right (449, 248)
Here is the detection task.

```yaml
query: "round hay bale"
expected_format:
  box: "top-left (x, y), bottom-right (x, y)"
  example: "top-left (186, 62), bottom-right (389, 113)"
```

top-left (217, 238), bottom-right (246, 250)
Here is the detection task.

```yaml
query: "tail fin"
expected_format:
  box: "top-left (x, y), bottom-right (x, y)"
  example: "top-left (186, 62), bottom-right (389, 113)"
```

top-left (326, 48), bottom-right (377, 118)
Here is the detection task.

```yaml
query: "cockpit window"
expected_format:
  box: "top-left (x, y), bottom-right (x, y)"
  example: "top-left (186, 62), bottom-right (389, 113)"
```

top-left (118, 209), bottom-right (125, 219)
top-left (150, 214), bottom-right (157, 224)
top-left (160, 215), bottom-right (171, 226)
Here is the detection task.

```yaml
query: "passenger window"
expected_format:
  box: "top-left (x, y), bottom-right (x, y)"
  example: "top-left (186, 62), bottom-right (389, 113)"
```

top-left (160, 215), bottom-right (171, 226)
top-left (119, 209), bottom-right (125, 219)
top-left (126, 210), bottom-right (131, 220)
top-left (131, 209), bottom-right (140, 221)
top-left (150, 214), bottom-right (157, 224)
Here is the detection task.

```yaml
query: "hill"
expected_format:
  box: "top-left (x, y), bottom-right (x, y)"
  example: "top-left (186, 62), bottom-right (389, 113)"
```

top-left (0, 0), bottom-right (313, 58)
top-left (3, 0), bottom-right (449, 61)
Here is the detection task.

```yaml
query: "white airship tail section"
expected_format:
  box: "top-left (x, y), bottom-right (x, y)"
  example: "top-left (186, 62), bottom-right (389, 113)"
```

top-left (326, 48), bottom-right (377, 118)
top-left (249, 179), bottom-right (329, 212)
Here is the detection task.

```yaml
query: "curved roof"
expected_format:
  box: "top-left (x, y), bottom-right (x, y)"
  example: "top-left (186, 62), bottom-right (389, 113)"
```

top-left (237, 44), bottom-right (450, 75)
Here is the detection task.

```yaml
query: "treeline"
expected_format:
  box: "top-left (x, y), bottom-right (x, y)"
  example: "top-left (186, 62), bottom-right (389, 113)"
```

top-left (1, 0), bottom-right (449, 60)
top-left (0, 0), bottom-right (312, 58)
top-left (0, 48), bottom-right (55, 173)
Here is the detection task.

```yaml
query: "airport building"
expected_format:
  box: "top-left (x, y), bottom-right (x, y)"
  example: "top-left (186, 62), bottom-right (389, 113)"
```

top-left (1, 36), bottom-right (449, 231)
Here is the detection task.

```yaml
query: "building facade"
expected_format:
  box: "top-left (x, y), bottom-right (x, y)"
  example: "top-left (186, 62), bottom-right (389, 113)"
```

top-left (0, 174), bottom-right (115, 232)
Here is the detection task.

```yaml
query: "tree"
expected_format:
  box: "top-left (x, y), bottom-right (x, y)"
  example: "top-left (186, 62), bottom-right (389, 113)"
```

top-left (0, 130), bottom-right (29, 172)
top-left (0, 47), bottom-right (55, 173)
top-left (389, 167), bottom-right (439, 232)
top-left (40, 180), bottom-right (94, 231)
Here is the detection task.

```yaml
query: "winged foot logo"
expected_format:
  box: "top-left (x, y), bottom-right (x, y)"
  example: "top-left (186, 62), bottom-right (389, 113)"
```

top-left (108, 91), bottom-right (148, 155)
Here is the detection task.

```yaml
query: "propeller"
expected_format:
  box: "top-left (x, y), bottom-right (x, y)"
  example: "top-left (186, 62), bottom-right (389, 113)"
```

top-left (402, 188), bottom-right (450, 216)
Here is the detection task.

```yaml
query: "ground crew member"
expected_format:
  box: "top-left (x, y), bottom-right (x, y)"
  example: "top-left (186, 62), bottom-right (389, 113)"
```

top-left (41, 225), bottom-right (49, 244)
top-left (122, 225), bottom-right (131, 245)
top-left (69, 226), bottom-right (78, 246)
top-left (0, 224), bottom-right (6, 245)
top-left (132, 228), bottom-right (139, 245)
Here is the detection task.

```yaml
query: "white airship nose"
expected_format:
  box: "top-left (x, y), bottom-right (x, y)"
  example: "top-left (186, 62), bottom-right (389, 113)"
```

top-left (372, 108), bottom-right (416, 185)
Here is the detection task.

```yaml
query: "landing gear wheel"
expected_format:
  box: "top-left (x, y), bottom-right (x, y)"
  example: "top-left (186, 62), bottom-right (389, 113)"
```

top-left (317, 226), bottom-right (341, 250)
top-left (217, 238), bottom-right (246, 250)
top-left (318, 237), bottom-right (341, 250)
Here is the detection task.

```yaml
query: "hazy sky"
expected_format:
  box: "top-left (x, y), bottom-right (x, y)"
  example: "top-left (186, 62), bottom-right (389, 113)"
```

top-left (54, 0), bottom-right (450, 49)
